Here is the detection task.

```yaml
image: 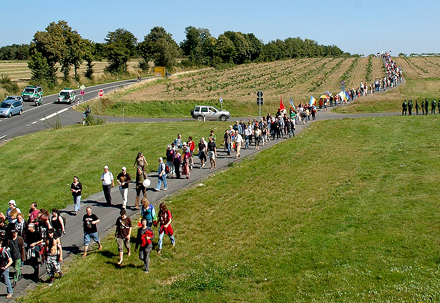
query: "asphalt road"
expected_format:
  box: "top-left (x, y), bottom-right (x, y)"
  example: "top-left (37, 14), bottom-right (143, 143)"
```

top-left (0, 78), bottom-right (152, 141)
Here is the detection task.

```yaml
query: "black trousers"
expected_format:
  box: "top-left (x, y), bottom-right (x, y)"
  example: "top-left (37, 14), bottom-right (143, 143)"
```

top-left (103, 184), bottom-right (112, 204)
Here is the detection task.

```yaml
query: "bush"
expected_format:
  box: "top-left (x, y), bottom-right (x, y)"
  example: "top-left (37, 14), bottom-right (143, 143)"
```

top-left (84, 115), bottom-right (106, 126)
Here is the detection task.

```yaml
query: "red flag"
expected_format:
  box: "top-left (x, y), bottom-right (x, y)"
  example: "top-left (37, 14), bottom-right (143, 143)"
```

top-left (279, 97), bottom-right (286, 111)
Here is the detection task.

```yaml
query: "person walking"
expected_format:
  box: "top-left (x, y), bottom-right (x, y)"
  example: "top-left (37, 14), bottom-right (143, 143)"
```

top-left (82, 207), bottom-right (102, 258)
top-left (117, 167), bottom-right (132, 209)
top-left (198, 138), bottom-right (207, 169)
top-left (135, 218), bottom-right (154, 273)
top-left (25, 223), bottom-right (43, 282)
top-left (133, 152), bottom-right (148, 172)
top-left (28, 202), bottom-right (39, 224)
top-left (156, 202), bottom-right (175, 255)
top-left (44, 229), bottom-right (63, 286)
top-left (0, 239), bottom-right (13, 299)
top-left (187, 136), bottom-right (195, 169)
top-left (173, 149), bottom-right (182, 179)
top-left (135, 166), bottom-right (148, 210)
top-left (182, 144), bottom-right (191, 179)
top-left (174, 134), bottom-right (183, 149)
top-left (71, 176), bottom-right (82, 215)
top-left (115, 209), bottom-right (131, 265)
top-left (8, 229), bottom-right (25, 287)
top-left (155, 157), bottom-right (168, 191)
top-left (6, 200), bottom-right (21, 224)
top-left (101, 166), bottom-right (114, 205)
top-left (165, 145), bottom-right (175, 178)
top-left (139, 198), bottom-right (156, 228)
top-left (207, 137), bottom-right (217, 169)
top-left (415, 100), bottom-right (419, 115)
top-left (223, 129), bottom-right (232, 155)
top-left (234, 130), bottom-right (244, 157)
top-left (431, 99), bottom-right (437, 114)
top-left (424, 98), bottom-right (429, 115)
top-left (51, 209), bottom-right (65, 240)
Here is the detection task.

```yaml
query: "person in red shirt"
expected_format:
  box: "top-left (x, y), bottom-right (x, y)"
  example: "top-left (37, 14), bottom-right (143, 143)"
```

top-left (156, 203), bottom-right (175, 255)
top-left (187, 136), bottom-right (195, 169)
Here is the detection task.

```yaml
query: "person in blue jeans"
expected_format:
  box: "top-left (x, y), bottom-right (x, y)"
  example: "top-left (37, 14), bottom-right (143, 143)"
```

top-left (82, 207), bottom-right (102, 258)
top-left (0, 238), bottom-right (13, 299)
top-left (155, 157), bottom-right (167, 191)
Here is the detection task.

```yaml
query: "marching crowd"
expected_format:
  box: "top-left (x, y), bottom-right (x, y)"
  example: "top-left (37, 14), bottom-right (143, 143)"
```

top-left (0, 53), bottom-right (405, 296)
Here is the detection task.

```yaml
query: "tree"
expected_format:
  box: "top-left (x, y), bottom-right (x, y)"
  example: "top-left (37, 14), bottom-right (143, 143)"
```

top-left (214, 34), bottom-right (236, 64)
top-left (30, 20), bottom-right (84, 84)
top-left (82, 39), bottom-right (95, 79)
top-left (31, 21), bottom-right (65, 84)
top-left (105, 28), bottom-right (137, 74)
top-left (244, 33), bottom-right (263, 61)
top-left (138, 26), bottom-right (180, 70)
top-left (28, 52), bottom-right (51, 85)
top-left (224, 31), bottom-right (250, 64)
top-left (180, 26), bottom-right (211, 65)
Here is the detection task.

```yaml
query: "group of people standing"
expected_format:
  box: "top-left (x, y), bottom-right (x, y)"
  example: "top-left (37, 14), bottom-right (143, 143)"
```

top-left (402, 98), bottom-right (440, 115)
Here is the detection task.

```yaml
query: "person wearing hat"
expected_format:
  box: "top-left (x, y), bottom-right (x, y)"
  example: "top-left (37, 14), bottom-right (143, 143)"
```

top-left (25, 223), bottom-right (43, 282)
top-left (44, 229), bottom-right (63, 286)
top-left (101, 166), bottom-right (114, 205)
top-left (0, 238), bottom-right (13, 298)
top-left (6, 200), bottom-right (21, 224)
top-left (7, 229), bottom-right (25, 287)
top-left (115, 209), bottom-right (132, 265)
top-left (117, 167), bottom-right (132, 209)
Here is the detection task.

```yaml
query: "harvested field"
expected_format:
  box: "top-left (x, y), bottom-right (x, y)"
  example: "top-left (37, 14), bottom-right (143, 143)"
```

top-left (371, 57), bottom-right (385, 80)
top-left (0, 60), bottom-right (143, 82)
top-left (120, 57), bottom-right (370, 105)
top-left (346, 57), bottom-right (369, 88)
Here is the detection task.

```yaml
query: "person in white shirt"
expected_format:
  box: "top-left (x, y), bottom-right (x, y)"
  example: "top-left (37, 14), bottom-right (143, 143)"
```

top-left (101, 166), bottom-right (114, 205)
top-left (6, 200), bottom-right (21, 224)
top-left (234, 130), bottom-right (244, 158)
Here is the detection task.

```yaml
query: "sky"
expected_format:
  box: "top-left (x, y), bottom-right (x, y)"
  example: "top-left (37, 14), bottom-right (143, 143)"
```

top-left (1, 0), bottom-right (438, 56)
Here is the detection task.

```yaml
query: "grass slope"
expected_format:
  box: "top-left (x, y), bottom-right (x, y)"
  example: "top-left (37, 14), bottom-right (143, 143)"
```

top-left (19, 115), bottom-right (440, 302)
top-left (0, 121), bottom-right (229, 214)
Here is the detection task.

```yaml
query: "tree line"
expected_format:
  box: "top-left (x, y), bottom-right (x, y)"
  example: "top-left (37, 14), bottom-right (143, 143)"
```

top-left (0, 21), bottom-right (348, 87)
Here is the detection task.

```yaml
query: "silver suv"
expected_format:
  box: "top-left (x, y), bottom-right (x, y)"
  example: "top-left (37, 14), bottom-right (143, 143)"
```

top-left (191, 105), bottom-right (230, 121)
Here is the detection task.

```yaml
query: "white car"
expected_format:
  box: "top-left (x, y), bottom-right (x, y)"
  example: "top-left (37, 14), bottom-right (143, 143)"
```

top-left (57, 88), bottom-right (76, 104)
top-left (191, 105), bottom-right (231, 121)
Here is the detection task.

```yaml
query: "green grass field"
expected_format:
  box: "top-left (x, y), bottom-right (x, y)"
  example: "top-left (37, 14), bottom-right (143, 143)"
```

top-left (0, 120), bottom-right (230, 214)
top-left (15, 115), bottom-right (440, 302)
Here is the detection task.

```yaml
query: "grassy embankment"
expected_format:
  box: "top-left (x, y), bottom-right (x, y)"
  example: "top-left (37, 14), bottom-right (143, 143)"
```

top-left (15, 115), bottom-right (440, 302)
top-left (0, 120), bottom-right (228, 214)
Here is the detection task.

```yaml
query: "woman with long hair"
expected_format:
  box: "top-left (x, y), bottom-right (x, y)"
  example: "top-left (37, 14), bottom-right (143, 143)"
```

top-left (71, 176), bottom-right (82, 215)
top-left (156, 202), bottom-right (175, 255)
top-left (134, 152), bottom-right (148, 172)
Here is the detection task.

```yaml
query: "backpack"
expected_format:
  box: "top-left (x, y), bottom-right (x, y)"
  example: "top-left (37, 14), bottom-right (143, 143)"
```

top-left (165, 164), bottom-right (170, 174)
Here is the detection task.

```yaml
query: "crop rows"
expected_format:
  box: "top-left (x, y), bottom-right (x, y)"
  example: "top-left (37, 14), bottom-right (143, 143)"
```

top-left (394, 57), bottom-right (424, 78)
top-left (0, 60), bottom-right (142, 82)
top-left (371, 57), bottom-right (385, 80)
top-left (123, 56), bottom-right (390, 104)
top-left (365, 55), bottom-right (373, 82)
